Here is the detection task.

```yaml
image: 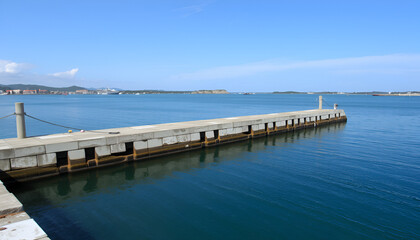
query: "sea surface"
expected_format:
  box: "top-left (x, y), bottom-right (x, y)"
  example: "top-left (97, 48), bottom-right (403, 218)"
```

top-left (1, 94), bottom-right (419, 240)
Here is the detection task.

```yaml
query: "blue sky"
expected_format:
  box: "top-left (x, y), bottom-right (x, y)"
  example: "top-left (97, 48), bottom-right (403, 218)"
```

top-left (1, 0), bottom-right (420, 91)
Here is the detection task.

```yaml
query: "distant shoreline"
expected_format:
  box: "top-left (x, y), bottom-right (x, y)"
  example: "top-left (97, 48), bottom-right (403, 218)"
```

top-left (2, 92), bottom-right (420, 96)
top-left (1, 84), bottom-right (419, 96)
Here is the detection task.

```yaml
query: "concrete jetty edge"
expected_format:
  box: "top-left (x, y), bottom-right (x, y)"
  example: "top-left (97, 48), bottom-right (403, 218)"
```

top-left (0, 179), bottom-right (50, 239)
top-left (0, 109), bottom-right (346, 183)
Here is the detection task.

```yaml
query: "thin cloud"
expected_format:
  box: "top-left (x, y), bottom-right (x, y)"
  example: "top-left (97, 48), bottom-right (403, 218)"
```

top-left (49, 68), bottom-right (79, 78)
top-left (0, 60), bottom-right (81, 86)
top-left (173, 3), bottom-right (207, 17)
top-left (0, 60), bottom-right (29, 73)
top-left (172, 54), bottom-right (420, 80)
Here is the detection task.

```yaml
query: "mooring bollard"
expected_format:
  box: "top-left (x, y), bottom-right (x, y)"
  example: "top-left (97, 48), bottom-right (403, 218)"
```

top-left (15, 102), bottom-right (27, 139)
top-left (319, 96), bottom-right (323, 110)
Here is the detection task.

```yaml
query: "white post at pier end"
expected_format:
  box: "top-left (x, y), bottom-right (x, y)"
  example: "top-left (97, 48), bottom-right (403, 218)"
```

top-left (319, 96), bottom-right (323, 110)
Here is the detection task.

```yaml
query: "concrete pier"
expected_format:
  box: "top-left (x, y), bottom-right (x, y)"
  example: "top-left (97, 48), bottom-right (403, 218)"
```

top-left (0, 108), bottom-right (346, 183)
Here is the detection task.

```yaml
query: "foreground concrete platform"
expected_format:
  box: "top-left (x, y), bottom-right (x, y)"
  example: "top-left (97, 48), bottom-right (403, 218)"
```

top-left (0, 180), bottom-right (49, 240)
top-left (0, 109), bottom-right (346, 182)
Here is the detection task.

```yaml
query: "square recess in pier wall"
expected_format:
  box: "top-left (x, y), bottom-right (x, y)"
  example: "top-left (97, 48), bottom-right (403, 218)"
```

top-left (56, 151), bottom-right (68, 168)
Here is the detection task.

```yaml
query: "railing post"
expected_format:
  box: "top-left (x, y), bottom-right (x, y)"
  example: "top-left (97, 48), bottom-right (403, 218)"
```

top-left (319, 96), bottom-right (323, 110)
top-left (15, 102), bottom-right (26, 139)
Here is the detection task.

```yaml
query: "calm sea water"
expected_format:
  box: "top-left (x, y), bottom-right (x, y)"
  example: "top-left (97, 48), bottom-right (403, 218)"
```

top-left (1, 94), bottom-right (420, 240)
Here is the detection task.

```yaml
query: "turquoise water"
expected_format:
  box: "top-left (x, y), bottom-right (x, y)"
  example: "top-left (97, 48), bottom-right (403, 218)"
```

top-left (2, 94), bottom-right (420, 240)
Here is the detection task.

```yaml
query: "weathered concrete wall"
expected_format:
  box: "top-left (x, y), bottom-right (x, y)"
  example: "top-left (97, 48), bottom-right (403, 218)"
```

top-left (0, 109), bottom-right (346, 182)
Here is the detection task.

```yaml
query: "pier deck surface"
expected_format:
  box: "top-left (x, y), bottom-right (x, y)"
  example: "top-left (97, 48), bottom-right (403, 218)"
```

top-left (0, 109), bottom-right (343, 149)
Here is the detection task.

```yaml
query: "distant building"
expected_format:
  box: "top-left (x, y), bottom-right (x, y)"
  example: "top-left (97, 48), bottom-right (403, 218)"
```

top-left (7, 89), bottom-right (22, 94)
top-left (75, 89), bottom-right (89, 94)
top-left (23, 90), bottom-right (37, 95)
top-left (38, 89), bottom-right (49, 94)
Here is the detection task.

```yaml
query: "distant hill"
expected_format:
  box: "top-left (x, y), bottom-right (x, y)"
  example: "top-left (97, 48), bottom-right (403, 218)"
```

top-left (191, 89), bottom-right (229, 94)
top-left (121, 90), bottom-right (191, 94)
top-left (0, 84), bottom-right (86, 92)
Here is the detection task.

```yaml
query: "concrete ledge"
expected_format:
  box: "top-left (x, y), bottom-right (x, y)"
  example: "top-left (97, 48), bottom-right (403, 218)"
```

top-left (134, 141), bottom-right (147, 150)
top-left (10, 156), bottom-right (37, 170)
top-left (45, 141), bottom-right (78, 153)
top-left (0, 159), bottom-right (11, 171)
top-left (14, 146), bottom-right (45, 158)
top-left (205, 131), bottom-right (214, 139)
top-left (68, 150), bottom-right (86, 169)
top-left (110, 143), bottom-right (126, 154)
top-left (95, 146), bottom-right (111, 157)
top-left (0, 109), bottom-right (347, 182)
top-left (0, 147), bottom-right (14, 160)
top-left (177, 134), bottom-right (191, 143)
top-left (0, 181), bottom-right (50, 239)
top-left (37, 153), bottom-right (57, 167)
top-left (0, 212), bottom-right (30, 226)
top-left (78, 137), bottom-right (107, 148)
top-left (148, 139), bottom-right (162, 148)
top-left (68, 149), bottom-right (85, 160)
top-left (191, 133), bottom-right (200, 141)
top-left (163, 136), bottom-right (177, 145)
top-left (0, 218), bottom-right (47, 240)
top-left (0, 193), bottom-right (23, 216)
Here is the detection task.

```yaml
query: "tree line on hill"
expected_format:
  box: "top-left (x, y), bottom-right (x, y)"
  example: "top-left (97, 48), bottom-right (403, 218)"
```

top-left (0, 84), bottom-right (86, 92)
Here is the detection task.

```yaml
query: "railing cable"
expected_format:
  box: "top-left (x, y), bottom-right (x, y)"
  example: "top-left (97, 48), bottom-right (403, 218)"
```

top-left (0, 113), bottom-right (16, 120)
top-left (322, 98), bottom-right (334, 108)
top-left (24, 113), bottom-right (120, 134)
